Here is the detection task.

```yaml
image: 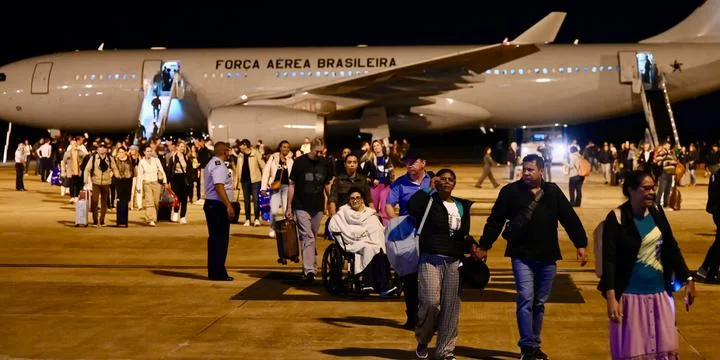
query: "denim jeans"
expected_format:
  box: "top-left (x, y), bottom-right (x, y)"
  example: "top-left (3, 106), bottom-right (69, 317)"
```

top-left (658, 173), bottom-right (673, 207)
top-left (511, 257), bottom-right (557, 350)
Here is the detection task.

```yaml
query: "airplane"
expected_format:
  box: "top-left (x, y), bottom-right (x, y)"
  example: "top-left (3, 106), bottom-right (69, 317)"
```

top-left (1, 0), bottom-right (720, 149)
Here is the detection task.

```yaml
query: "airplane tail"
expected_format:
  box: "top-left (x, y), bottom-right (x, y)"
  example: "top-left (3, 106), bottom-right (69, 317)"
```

top-left (640, 0), bottom-right (720, 43)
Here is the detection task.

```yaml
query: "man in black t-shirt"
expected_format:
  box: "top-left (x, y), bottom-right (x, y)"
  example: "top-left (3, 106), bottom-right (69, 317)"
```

top-left (286, 137), bottom-right (333, 283)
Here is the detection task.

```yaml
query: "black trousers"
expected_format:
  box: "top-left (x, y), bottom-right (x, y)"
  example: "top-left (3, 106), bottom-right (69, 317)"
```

top-left (39, 157), bottom-right (52, 182)
top-left (701, 214), bottom-right (720, 276)
top-left (70, 175), bottom-right (83, 198)
top-left (15, 163), bottom-right (24, 190)
top-left (569, 175), bottom-right (584, 206)
top-left (403, 272), bottom-right (419, 322)
top-left (115, 178), bottom-right (132, 226)
top-left (171, 174), bottom-right (189, 217)
top-left (204, 200), bottom-right (230, 279)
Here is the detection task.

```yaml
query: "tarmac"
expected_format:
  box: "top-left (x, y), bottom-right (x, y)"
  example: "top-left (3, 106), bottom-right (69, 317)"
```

top-left (0, 164), bottom-right (718, 359)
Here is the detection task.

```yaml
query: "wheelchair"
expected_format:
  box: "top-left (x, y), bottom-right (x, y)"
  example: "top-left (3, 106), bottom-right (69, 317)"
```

top-left (321, 231), bottom-right (403, 297)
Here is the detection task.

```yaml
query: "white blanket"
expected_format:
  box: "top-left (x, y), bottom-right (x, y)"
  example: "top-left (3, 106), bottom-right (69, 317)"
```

top-left (329, 205), bottom-right (386, 274)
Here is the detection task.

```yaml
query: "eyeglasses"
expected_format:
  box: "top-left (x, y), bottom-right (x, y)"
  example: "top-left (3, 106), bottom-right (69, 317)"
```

top-left (438, 176), bottom-right (455, 183)
top-left (349, 196), bottom-right (363, 201)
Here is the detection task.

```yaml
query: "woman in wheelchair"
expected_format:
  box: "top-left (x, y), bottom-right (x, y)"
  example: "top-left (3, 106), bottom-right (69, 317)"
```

top-left (328, 188), bottom-right (390, 293)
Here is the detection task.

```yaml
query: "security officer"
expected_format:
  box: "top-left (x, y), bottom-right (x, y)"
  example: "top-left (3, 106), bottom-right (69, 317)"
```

top-left (203, 141), bottom-right (236, 281)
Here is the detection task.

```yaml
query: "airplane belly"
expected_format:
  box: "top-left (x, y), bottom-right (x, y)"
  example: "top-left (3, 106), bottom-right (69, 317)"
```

top-left (48, 86), bottom-right (140, 130)
top-left (464, 76), bottom-right (635, 126)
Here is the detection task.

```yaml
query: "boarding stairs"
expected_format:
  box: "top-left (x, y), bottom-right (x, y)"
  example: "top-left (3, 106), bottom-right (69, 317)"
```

top-left (138, 72), bottom-right (185, 138)
top-left (639, 73), bottom-right (680, 147)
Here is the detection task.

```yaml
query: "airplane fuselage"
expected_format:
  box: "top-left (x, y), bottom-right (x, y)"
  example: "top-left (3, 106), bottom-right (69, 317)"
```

top-left (1, 43), bottom-right (719, 133)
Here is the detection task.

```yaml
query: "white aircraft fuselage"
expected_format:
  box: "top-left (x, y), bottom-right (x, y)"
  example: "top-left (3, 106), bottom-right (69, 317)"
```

top-left (1, 43), bottom-right (719, 135)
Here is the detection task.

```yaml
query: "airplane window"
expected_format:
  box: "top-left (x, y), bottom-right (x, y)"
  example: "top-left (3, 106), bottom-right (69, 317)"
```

top-left (559, 67), bottom-right (564, 73)
top-left (75, 75), bottom-right (80, 81)
top-left (122, 74), bottom-right (127, 80)
top-left (316, 71), bottom-right (321, 77)
top-left (592, 66), bottom-right (597, 72)
top-left (292, 71), bottom-right (297, 77)
top-left (275, 72), bottom-right (280, 78)
top-left (83, 75), bottom-right (88, 80)
top-left (339, 71), bottom-right (345, 77)
top-left (283, 71), bottom-right (288, 77)
top-left (584, 66), bottom-right (589, 72)
top-left (542, 68), bottom-right (548, 74)
top-left (332, 72), bottom-right (337, 77)
top-left (131, 73), bottom-right (137, 79)
top-left (534, 68), bottom-right (540, 74)
top-left (324, 71), bottom-right (329, 77)
top-left (90, 74), bottom-right (96, 81)
top-left (485, 70), bottom-right (492, 75)
top-left (99, 74), bottom-right (104, 80)
top-left (0, 73), bottom-right (5, 81)
top-left (107, 74), bottom-right (112, 80)
top-left (575, 67), bottom-right (580, 73)
top-left (501, 69), bottom-right (507, 75)
top-left (510, 69), bottom-right (515, 75)
top-left (235, 72), bottom-right (241, 78)
top-left (114, 74), bottom-right (120, 79)
top-left (599, 66), bottom-right (604, 72)
top-left (203, 73), bottom-right (208, 79)
top-left (494, 69), bottom-right (500, 75)
top-left (212, 73), bottom-right (216, 78)
top-left (567, 67), bottom-right (572, 73)
top-left (518, 69), bottom-right (525, 75)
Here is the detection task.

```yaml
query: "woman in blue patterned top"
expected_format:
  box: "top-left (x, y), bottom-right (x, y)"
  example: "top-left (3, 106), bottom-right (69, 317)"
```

top-left (599, 170), bottom-right (696, 359)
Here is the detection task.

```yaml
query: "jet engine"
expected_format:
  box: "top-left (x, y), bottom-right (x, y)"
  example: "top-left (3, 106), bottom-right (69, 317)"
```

top-left (207, 106), bottom-right (325, 148)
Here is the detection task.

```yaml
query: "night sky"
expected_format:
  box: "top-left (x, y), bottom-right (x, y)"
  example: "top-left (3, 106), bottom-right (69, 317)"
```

top-left (1, 1), bottom-right (717, 155)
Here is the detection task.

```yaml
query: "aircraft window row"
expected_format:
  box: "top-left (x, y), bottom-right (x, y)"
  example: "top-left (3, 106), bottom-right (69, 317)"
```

top-left (201, 70), bottom-right (372, 80)
top-left (485, 65), bottom-right (618, 76)
top-left (74, 73), bottom-right (137, 81)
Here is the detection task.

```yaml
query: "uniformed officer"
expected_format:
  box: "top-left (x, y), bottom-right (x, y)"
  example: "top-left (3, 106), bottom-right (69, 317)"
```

top-left (203, 141), bottom-right (236, 281)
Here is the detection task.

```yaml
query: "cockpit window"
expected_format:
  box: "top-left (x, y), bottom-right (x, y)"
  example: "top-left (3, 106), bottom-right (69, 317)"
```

top-left (0, 73), bottom-right (5, 81)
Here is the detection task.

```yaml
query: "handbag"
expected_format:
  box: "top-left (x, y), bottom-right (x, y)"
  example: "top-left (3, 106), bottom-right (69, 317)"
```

top-left (270, 167), bottom-right (284, 190)
top-left (384, 196), bottom-right (433, 276)
top-left (502, 188), bottom-right (544, 240)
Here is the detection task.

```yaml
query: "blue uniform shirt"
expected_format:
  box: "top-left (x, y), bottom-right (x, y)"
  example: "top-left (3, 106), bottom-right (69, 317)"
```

top-left (387, 172), bottom-right (432, 216)
top-left (204, 156), bottom-right (234, 201)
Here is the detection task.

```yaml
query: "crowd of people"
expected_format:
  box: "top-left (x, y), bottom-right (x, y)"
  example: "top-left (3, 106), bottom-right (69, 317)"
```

top-left (11, 130), bottom-right (720, 360)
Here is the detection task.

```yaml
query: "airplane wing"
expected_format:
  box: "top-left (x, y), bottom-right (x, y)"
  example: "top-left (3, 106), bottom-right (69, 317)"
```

top-left (226, 12), bottom-right (566, 107)
top-left (228, 43), bottom-right (539, 106)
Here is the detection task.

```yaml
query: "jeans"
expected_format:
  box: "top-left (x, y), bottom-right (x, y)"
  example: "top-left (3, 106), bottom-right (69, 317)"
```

top-left (658, 173), bottom-right (673, 207)
top-left (241, 181), bottom-right (261, 221)
top-left (294, 209), bottom-right (323, 275)
top-left (511, 257), bottom-right (557, 350)
top-left (270, 185), bottom-right (289, 231)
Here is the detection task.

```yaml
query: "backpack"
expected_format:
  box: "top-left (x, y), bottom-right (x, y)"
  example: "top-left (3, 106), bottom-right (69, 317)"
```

top-left (578, 158), bottom-right (591, 177)
top-left (593, 208), bottom-right (621, 278)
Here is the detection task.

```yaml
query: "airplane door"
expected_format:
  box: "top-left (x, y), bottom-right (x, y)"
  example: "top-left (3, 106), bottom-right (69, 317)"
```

top-left (618, 51), bottom-right (638, 84)
top-left (31, 62), bottom-right (53, 94)
top-left (141, 60), bottom-right (162, 92)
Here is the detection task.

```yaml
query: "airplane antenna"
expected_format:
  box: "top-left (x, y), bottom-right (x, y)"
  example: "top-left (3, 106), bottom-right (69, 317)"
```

top-left (98, 42), bottom-right (104, 51)
top-left (573, 39), bottom-right (579, 45)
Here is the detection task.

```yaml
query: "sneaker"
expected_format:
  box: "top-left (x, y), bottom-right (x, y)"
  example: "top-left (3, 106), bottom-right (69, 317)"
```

top-left (254, 219), bottom-right (261, 226)
top-left (148, 221), bottom-right (156, 227)
top-left (520, 347), bottom-right (538, 360)
top-left (380, 286), bottom-right (398, 297)
top-left (415, 343), bottom-right (429, 359)
top-left (269, 230), bottom-right (276, 238)
top-left (243, 220), bottom-right (251, 227)
top-left (180, 217), bottom-right (187, 224)
top-left (303, 272), bottom-right (315, 284)
top-left (535, 348), bottom-right (550, 360)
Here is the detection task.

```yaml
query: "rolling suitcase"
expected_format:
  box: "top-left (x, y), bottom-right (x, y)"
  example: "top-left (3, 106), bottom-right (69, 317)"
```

top-left (274, 219), bottom-right (300, 265)
top-left (669, 187), bottom-right (682, 211)
top-left (75, 189), bottom-right (91, 227)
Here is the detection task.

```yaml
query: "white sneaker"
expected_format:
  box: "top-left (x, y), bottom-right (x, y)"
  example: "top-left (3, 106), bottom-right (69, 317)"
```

top-left (180, 217), bottom-right (187, 224)
top-left (148, 221), bottom-right (156, 227)
top-left (268, 230), bottom-right (276, 238)
top-left (243, 220), bottom-right (251, 226)
top-left (194, 199), bottom-right (205, 205)
top-left (254, 219), bottom-right (261, 227)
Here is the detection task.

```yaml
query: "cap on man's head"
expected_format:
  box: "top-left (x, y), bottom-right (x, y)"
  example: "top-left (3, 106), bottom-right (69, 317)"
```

top-left (98, 141), bottom-right (107, 148)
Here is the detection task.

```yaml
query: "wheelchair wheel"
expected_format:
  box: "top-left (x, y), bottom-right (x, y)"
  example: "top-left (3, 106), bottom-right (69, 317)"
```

top-left (322, 243), bottom-right (348, 295)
